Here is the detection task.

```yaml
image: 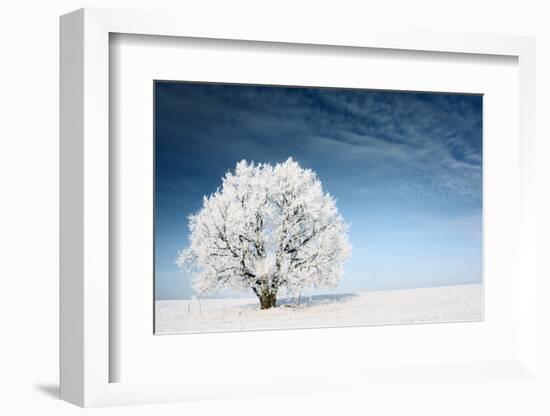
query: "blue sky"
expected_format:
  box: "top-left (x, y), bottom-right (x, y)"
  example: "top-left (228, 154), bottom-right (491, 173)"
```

top-left (154, 81), bottom-right (482, 300)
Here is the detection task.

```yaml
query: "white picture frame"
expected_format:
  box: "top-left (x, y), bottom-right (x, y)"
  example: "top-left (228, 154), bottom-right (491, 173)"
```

top-left (60, 7), bottom-right (538, 407)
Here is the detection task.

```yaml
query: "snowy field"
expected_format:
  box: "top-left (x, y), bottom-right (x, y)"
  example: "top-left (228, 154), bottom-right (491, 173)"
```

top-left (155, 283), bottom-right (483, 334)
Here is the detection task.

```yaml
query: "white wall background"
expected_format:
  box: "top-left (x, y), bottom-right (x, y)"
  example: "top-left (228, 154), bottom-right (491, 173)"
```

top-left (1, 1), bottom-right (548, 415)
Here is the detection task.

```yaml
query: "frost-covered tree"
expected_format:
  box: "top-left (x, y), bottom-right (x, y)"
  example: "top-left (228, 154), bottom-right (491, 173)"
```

top-left (177, 158), bottom-right (351, 309)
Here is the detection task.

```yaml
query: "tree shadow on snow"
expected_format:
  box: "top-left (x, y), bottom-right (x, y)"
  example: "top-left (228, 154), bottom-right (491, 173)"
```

top-left (238, 293), bottom-right (358, 310)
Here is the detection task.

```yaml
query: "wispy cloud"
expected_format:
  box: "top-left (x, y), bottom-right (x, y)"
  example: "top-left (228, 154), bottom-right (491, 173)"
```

top-left (156, 83), bottom-right (482, 207)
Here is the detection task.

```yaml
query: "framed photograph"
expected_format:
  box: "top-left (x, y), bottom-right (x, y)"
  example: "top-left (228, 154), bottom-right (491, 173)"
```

top-left (60, 8), bottom-right (538, 407)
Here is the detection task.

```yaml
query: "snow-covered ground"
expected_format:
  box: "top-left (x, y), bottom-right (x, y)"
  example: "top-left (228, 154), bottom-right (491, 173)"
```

top-left (155, 283), bottom-right (483, 334)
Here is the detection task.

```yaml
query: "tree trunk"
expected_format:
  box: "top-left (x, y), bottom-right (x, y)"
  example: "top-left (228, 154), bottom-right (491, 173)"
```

top-left (259, 292), bottom-right (277, 309)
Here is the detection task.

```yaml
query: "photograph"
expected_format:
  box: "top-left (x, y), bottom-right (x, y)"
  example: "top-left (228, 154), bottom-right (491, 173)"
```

top-left (154, 81), bottom-right (483, 334)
